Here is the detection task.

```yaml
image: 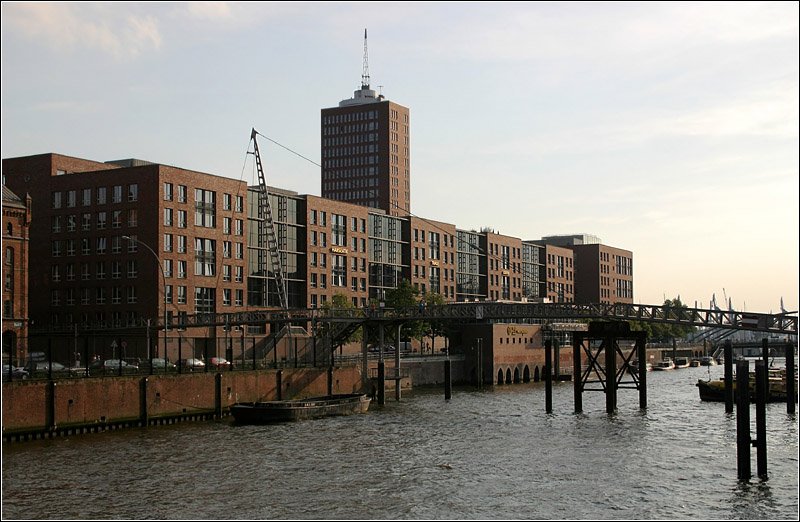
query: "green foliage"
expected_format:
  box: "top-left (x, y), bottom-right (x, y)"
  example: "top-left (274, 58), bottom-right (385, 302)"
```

top-left (318, 292), bottom-right (362, 343)
top-left (629, 297), bottom-right (697, 342)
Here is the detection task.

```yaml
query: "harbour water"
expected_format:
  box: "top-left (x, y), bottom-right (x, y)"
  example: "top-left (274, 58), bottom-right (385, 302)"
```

top-left (2, 363), bottom-right (798, 520)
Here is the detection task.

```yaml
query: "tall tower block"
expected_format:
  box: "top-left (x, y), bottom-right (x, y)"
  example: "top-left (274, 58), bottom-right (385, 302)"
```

top-left (321, 30), bottom-right (410, 217)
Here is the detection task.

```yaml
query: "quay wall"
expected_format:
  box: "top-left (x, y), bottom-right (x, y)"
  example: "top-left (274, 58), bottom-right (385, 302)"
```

top-left (2, 366), bottom-right (363, 440)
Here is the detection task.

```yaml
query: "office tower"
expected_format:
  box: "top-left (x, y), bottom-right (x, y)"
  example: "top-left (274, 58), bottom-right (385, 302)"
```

top-left (321, 30), bottom-right (410, 217)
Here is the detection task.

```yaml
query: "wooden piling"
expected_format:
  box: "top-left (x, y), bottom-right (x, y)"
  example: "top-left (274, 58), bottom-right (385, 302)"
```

top-left (140, 377), bottom-right (149, 426)
top-left (444, 359), bottom-right (452, 400)
top-left (637, 335), bottom-right (647, 410)
top-left (787, 342), bottom-right (796, 415)
top-left (276, 370), bottom-right (283, 401)
top-left (736, 359), bottom-right (751, 481)
top-left (377, 361), bottom-right (385, 405)
top-left (754, 360), bottom-right (768, 479)
top-left (573, 334), bottom-right (582, 413)
top-left (724, 340), bottom-right (734, 414)
top-left (545, 339), bottom-right (553, 413)
top-left (605, 337), bottom-right (616, 414)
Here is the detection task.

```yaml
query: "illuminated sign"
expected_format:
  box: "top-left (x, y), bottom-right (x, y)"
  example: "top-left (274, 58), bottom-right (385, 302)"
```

top-left (330, 247), bottom-right (349, 254)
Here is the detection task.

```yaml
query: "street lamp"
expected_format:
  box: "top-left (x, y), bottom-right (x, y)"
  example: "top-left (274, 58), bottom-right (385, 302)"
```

top-left (122, 236), bottom-right (167, 370)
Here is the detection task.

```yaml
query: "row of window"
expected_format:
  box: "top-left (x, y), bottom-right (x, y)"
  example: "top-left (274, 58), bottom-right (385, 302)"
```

top-left (52, 236), bottom-right (138, 257)
top-left (52, 185), bottom-right (138, 209)
top-left (51, 210), bottom-right (137, 233)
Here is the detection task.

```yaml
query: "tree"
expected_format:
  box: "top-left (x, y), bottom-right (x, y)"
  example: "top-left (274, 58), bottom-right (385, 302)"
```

top-left (318, 292), bottom-right (362, 344)
top-left (630, 297), bottom-right (696, 342)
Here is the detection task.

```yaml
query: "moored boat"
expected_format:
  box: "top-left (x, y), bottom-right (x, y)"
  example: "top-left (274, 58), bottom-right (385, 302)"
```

top-left (698, 356), bottom-right (717, 366)
top-left (696, 368), bottom-right (797, 403)
top-left (653, 359), bottom-right (675, 371)
top-left (231, 393), bottom-right (371, 424)
top-left (673, 357), bottom-right (690, 369)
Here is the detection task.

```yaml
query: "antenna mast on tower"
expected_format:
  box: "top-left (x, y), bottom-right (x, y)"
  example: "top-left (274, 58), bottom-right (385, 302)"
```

top-left (361, 28), bottom-right (370, 89)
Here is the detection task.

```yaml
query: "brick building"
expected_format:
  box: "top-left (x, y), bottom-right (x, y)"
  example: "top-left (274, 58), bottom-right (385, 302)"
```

top-left (2, 185), bottom-right (31, 363)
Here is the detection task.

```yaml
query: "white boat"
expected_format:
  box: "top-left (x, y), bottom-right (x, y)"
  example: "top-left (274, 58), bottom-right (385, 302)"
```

top-left (653, 359), bottom-right (675, 371)
top-left (674, 357), bottom-right (690, 369)
top-left (698, 356), bottom-right (717, 366)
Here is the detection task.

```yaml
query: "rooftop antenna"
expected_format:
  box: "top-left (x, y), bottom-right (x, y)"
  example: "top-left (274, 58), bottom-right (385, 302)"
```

top-left (361, 28), bottom-right (370, 89)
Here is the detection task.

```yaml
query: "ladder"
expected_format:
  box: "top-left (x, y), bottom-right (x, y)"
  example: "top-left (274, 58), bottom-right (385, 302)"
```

top-left (251, 128), bottom-right (288, 310)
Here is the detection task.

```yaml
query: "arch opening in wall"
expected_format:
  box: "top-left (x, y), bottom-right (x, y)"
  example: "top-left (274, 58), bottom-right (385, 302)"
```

top-left (523, 365), bottom-right (530, 383)
top-left (497, 369), bottom-right (504, 385)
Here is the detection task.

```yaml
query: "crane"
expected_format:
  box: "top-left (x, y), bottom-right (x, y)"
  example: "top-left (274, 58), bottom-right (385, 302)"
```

top-left (250, 128), bottom-right (288, 310)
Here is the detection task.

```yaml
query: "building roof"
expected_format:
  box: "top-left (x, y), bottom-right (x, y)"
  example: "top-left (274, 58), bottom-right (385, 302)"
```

top-left (2, 184), bottom-right (25, 205)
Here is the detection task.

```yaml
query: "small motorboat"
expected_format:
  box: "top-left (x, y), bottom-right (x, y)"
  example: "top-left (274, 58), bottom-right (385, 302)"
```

top-left (673, 357), bottom-right (690, 369)
top-left (652, 359), bottom-right (675, 371)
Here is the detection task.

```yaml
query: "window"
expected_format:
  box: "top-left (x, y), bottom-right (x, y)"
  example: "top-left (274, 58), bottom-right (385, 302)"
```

top-left (51, 216), bottom-right (61, 233)
top-left (164, 259), bottom-right (173, 278)
top-left (67, 190), bottom-right (76, 208)
top-left (222, 265), bottom-right (231, 282)
top-left (165, 285), bottom-right (173, 304)
top-left (235, 195), bottom-right (243, 212)
top-left (128, 184), bottom-right (138, 202)
top-left (127, 235), bottom-right (138, 252)
top-left (97, 187), bottom-right (107, 205)
top-left (127, 260), bottom-right (138, 278)
top-left (112, 210), bottom-right (122, 228)
top-left (194, 287), bottom-right (215, 314)
top-left (111, 261), bottom-right (121, 279)
top-left (223, 217), bottom-right (231, 234)
top-left (235, 266), bottom-right (243, 282)
top-left (177, 185), bottom-right (187, 203)
top-left (177, 235), bottom-right (187, 254)
top-left (51, 264), bottom-right (60, 282)
top-left (164, 234), bottom-right (173, 252)
top-left (177, 210), bottom-right (187, 228)
top-left (223, 289), bottom-right (231, 306)
top-left (235, 219), bottom-right (243, 236)
top-left (127, 286), bottom-right (137, 303)
top-left (111, 287), bottom-right (121, 305)
top-left (97, 211), bottom-right (107, 230)
top-left (66, 215), bottom-right (76, 232)
top-left (332, 254), bottom-right (346, 287)
top-left (164, 208), bottom-right (173, 226)
top-left (96, 237), bottom-right (107, 255)
top-left (194, 238), bottom-right (216, 276)
top-left (111, 236), bottom-right (121, 254)
top-left (194, 189), bottom-right (216, 228)
top-left (112, 185), bottom-right (122, 203)
top-left (96, 262), bottom-right (106, 280)
top-left (52, 191), bottom-right (62, 209)
top-left (164, 182), bottom-right (173, 201)
top-left (82, 188), bottom-right (92, 206)
top-left (235, 289), bottom-right (243, 306)
top-left (178, 260), bottom-right (187, 279)
top-left (128, 209), bottom-right (137, 227)
top-left (235, 243), bottom-right (243, 259)
top-left (223, 193), bottom-right (231, 211)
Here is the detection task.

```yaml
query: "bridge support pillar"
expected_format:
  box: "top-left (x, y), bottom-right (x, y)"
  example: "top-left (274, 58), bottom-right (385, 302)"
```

top-left (573, 335), bottom-right (582, 413)
top-left (787, 342), bottom-right (796, 415)
top-left (736, 359), bottom-right (751, 481)
top-left (605, 335), bottom-right (617, 414)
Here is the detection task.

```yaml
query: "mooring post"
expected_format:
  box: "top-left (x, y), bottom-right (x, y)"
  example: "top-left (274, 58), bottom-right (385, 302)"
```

top-left (276, 370), bottom-right (283, 401)
top-left (573, 334), bottom-right (582, 413)
top-left (46, 381), bottom-right (56, 432)
top-left (327, 366), bottom-right (333, 396)
top-left (444, 358), bottom-right (452, 400)
top-left (554, 338), bottom-right (560, 380)
top-left (754, 360), bottom-right (768, 479)
top-left (545, 339), bottom-right (553, 413)
top-left (605, 336), bottom-right (616, 414)
top-left (736, 359), bottom-right (751, 481)
top-left (251, 336), bottom-right (256, 370)
top-left (637, 334), bottom-right (647, 410)
top-left (214, 373), bottom-right (222, 420)
top-left (787, 342), bottom-right (796, 415)
top-left (724, 340), bottom-right (734, 413)
top-left (178, 336), bottom-right (183, 374)
top-left (762, 338), bottom-right (770, 401)
top-left (377, 360), bottom-right (385, 405)
top-left (140, 377), bottom-right (149, 426)
top-left (477, 337), bottom-right (484, 390)
top-left (395, 324), bottom-right (402, 402)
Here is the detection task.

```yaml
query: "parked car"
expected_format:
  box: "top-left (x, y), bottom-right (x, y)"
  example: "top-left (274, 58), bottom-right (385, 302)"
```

top-left (177, 358), bottom-right (206, 372)
top-left (208, 357), bottom-right (232, 370)
top-left (23, 360), bottom-right (71, 377)
top-left (139, 358), bottom-right (176, 372)
top-left (2, 364), bottom-right (29, 380)
top-left (89, 359), bottom-right (139, 374)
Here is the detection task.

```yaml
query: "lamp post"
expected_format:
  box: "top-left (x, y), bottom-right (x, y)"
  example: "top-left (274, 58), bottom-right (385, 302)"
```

top-left (122, 236), bottom-right (167, 370)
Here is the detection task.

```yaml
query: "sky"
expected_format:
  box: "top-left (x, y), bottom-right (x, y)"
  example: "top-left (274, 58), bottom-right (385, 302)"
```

top-left (1, 1), bottom-right (798, 314)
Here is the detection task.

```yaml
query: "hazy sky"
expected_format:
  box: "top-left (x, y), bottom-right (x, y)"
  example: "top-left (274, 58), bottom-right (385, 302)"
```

top-left (2, 1), bottom-right (798, 313)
